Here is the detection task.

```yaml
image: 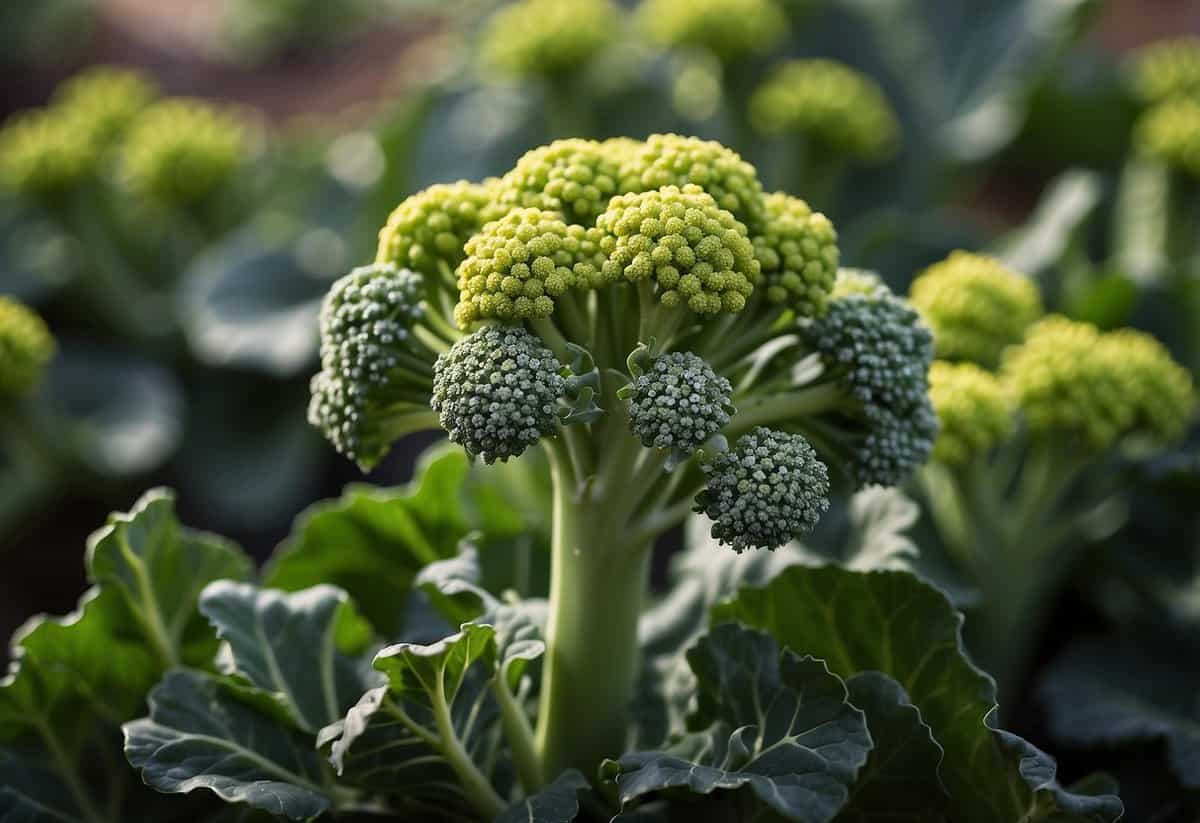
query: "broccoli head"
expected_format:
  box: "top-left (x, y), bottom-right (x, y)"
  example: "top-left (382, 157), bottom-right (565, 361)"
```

top-left (481, 0), bottom-right (622, 80)
top-left (623, 349), bottom-right (733, 462)
top-left (0, 297), bottom-right (55, 399)
top-left (1131, 37), bottom-right (1200, 105)
top-left (637, 0), bottom-right (787, 64)
top-left (1135, 97), bottom-right (1200, 179)
top-left (929, 361), bottom-right (1015, 465)
top-left (751, 192), bottom-right (839, 317)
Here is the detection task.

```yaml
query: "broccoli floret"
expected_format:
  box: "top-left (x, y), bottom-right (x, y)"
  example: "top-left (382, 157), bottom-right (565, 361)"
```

top-left (454, 208), bottom-right (606, 326)
top-left (0, 297), bottom-right (55, 399)
top-left (1131, 37), bottom-right (1200, 105)
top-left (308, 263), bottom-right (443, 470)
top-left (1135, 97), bottom-right (1200, 179)
top-left (0, 109), bottom-right (95, 197)
top-left (751, 192), bottom-right (838, 317)
top-left (1101, 329), bottom-right (1195, 445)
top-left (617, 134), bottom-right (767, 231)
top-left (695, 427), bottom-right (830, 552)
top-left (52, 66), bottom-right (158, 147)
top-left (431, 325), bottom-right (565, 463)
top-left (481, 0), bottom-right (622, 80)
top-left (376, 181), bottom-right (496, 283)
top-left (596, 184), bottom-right (758, 314)
top-left (929, 361), bottom-right (1015, 465)
top-left (119, 99), bottom-right (250, 204)
top-left (637, 0), bottom-right (787, 64)
top-left (623, 350), bottom-right (733, 461)
top-left (493, 139), bottom-right (624, 226)
top-left (909, 251), bottom-right (1043, 368)
top-left (749, 59), bottom-right (899, 163)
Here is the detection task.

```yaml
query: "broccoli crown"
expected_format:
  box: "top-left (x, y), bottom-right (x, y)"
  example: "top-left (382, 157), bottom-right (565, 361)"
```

top-left (749, 59), bottom-right (899, 163)
top-left (308, 263), bottom-right (431, 469)
top-left (1099, 329), bottom-right (1195, 445)
top-left (0, 109), bottom-right (94, 197)
top-left (806, 270), bottom-right (937, 485)
top-left (617, 134), bottom-right (767, 231)
top-left (494, 139), bottom-right (623, 226)
top-left (376, 181), bottom-right (495, 280)
top-left (751, 192), bottom-right (839, 317)
top-left (637, 0), bottom-right (787, 63)
top-left (929, 361), bottom-right (1015, 465)
top-left (1132, 37), bottom-right (1200, 105)
top-left (1001, 316), bottom-right (1135, 450)
top-left (596, 184), bottom-right (758, 314)
top-left (454, 208), bottom-right (606, 326)
top-left (431, 325), bottom-right (565, 463)
top-left (625, 350), bottom-right (733, 455)
top-left (120, 99), bottom-right (249, 204)
top-left (481, 0), bottom-right (621, 79)
top-left (695, 427), bottom-right (830, 552)
top-left (908, 251), bottom-right (1043, 368)
top-left (1135, 97), bottom-right (1200, 179)
top-left (0, 297), bottom-right (55, 398)
top-left (52, 66), bottom-right (158, 147)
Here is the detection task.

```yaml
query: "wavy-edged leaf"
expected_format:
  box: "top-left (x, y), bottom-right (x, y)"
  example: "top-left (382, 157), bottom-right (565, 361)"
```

top-left (1040, 633), bottom-right (1200, 790)
top-left (85, 489), bottom-right (252, 670)
top-left (199, 582), bottom-right (380, 734)
top-left (415, 541), bottom-right (499, 626)
top-left (497, 768), bottom-right (589, 823)
top-left (123, 670), bottom-right (331, 821)
top-left (606, 624), bottom-right (871, 822)
top-left (713, 566), bottom-right (1123, 822)
top-left (839, 672), bottom-right (948, 821)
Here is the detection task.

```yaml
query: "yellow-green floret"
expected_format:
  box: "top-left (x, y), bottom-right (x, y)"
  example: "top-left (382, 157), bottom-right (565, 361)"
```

top-left (749, 59), bottom-right (899, 163)
top-left (119, 99), bottom-right (249, 204)
top-left (909, 251), bottom-right (1044, 369)
top-left (493, 139), bottom-right (623, 226)
top-left (454, 208), bottom-right (607, 326)
top-left (695, 427), bottom-right (830, 552)
top-left (637, 0), bottom-right (787, 63)
top-left (1131, 37), bottom-right (1200, 105)
top-left (481, 0), bottom-right (622, 79)
top-left (431, 325), bottom-right (565, 463)
top-left (0, 297), bottom-right (55, 398)
top-left (376, 181), bottom-right (495, 280)
top-left (929, 361), bottom-right (1015, 465)
top-left (751, 192), bottom-right (838, 316)
top-left (1100, 329), bottom-right (1195, 445)
top-left (0, 110), bottom-right (94, 197)
top-left (617, 134), bottom-right (767, 231)
top-left (596, 184), bottom-right (758, 314)
top-left (1135, 97), bottom-right (1200, 179)
top-left (52, 66), bottom-right (158, 147)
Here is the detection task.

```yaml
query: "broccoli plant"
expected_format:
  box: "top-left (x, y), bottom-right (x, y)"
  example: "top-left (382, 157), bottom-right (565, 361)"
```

top-left (910, 251), bottom-right (1196, 700)
top-left (2, 136), bottom-right (1128, 823)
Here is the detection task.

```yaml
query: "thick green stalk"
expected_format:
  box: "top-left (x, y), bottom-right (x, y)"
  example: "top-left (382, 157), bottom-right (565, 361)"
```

top-left (535, 448), bottom-right (652, 779)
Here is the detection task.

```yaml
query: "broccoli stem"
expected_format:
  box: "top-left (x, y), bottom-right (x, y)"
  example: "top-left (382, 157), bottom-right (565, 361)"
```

top-left (535, 438), bottom-right (652, 780)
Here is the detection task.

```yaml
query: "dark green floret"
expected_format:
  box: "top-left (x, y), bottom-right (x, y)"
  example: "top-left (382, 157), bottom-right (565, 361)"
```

top-left (854, 404), bottom-right (938, 487)
top-left (695, 427), bottom-right (830, 552)
top-left (431, 325), bottom-right (565, 463)
top-left (623, 350), bottom-right (733, 460)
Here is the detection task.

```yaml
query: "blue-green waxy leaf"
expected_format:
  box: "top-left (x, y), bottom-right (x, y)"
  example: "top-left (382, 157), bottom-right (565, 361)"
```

top-left (607, 624), bottom-right (871, 822)
top-left (1040, 634), bottom-right (1200, 790)
top-left (123, 670), bottom-right (331, 821)
top-left (839, 672), bottom-right (948, 821)
top-left (0, 748), bottom-right (80, 822)
top-left (198, 582), bottom-right (380, 734)
top-left (497, 768), bottom-right (589, 823)
top-left (85, 489), bottom-right (253, 670)
top-left (712, 566), bottom-right (1123, 822)
top-left (414, 541), bottom-right (499, 626)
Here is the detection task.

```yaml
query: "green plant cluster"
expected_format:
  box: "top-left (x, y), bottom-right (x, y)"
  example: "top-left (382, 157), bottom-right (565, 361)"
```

top-left (0, 297), bottom-right (55, 398)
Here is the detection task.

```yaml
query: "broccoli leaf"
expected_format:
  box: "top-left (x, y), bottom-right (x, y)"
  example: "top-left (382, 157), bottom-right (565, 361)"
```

top-left (841, 486), bottom-right (921, 572)
top-left (0, 748), bottom-right (81, 823)
top-left (497, 769), bottom-right (589, 823)
top-left (839, 672), bottom-right (948, 821)
top-left (198, 581), bottom-right (381, 734)
top-left (414, 540), bottom-right (500, 625)
top-left (85, 488), bottom-right (253, 670)
top-left (605, 624), bottom-right (871, 822)
top-left (1040, 633), bottom-right (1200, 790)
top-left (123, 670), bottom-right (331, 821)
top-left (713, 565), bottom-right (1123, 823)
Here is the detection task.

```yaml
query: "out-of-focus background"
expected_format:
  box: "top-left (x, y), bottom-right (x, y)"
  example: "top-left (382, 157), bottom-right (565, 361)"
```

top-left (2, 0), bottom-right (1199, 737)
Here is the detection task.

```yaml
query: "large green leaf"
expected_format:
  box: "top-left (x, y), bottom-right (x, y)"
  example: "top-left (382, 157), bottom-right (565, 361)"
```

top-left (86, 489), bottom-right (252, 669)
top-left (123, 670), bottom-right (331, 821)
top-left (713, 566), bottom-right (1123, 822)
top-left (838, 672), bottom-right (948, 821)
top-left (198, 582), bottom-right (380, 734)
top-left (496, 769), bottom-right (589, 823)
top-left (605, 624), bottom-right (872, 822)
top-left (1040, 634), bottom-right (1200, 790)
top-left (263, 444), bottom-right (473, 637)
